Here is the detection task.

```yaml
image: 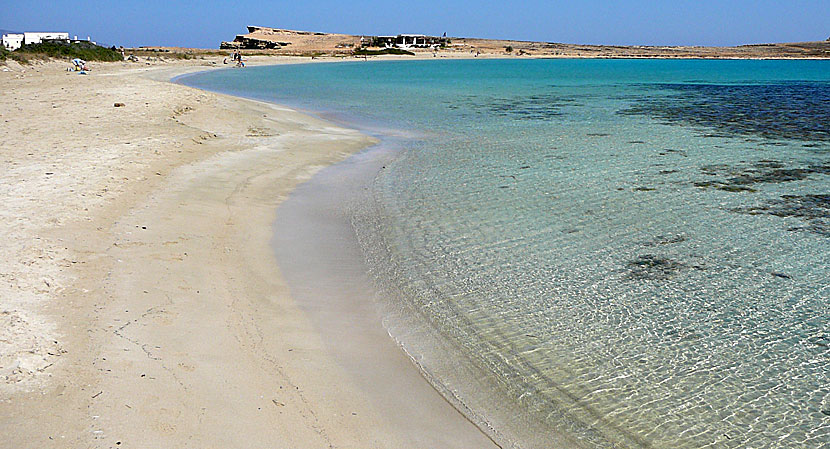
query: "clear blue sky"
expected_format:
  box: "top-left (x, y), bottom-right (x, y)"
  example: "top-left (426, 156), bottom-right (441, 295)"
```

top-left (2, 0), bottom-right (827, 48)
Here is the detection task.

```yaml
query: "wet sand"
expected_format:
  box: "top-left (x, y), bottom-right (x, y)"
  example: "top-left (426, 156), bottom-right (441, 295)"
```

top-left (273, 143), bottom-right (497, 448)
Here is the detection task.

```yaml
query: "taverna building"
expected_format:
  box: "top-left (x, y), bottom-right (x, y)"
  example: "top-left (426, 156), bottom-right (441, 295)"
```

top-left (371, 34), bottom-right (448, 49)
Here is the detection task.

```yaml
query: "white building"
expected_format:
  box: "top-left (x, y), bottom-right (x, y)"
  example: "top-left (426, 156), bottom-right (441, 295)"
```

top-left (3, 31), bottom-right (97, 52)
top-left (373, 34), bottom-right (447, 49)
top-left (2, 33), bottom-right (24, 51)
top-left (23, 32), bottom-right (70, 45)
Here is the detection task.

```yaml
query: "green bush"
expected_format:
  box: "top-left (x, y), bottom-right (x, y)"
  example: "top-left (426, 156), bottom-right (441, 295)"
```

top-left (353, 48), bottom-right (415, 56)
top-left (505, 45), bottom-right (513, 53)
top-left (17, 41), bottom-right (122, 61)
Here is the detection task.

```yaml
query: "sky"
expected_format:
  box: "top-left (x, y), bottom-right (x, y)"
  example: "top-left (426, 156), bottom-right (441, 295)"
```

top-left (2, 0), bottom-right (828, 49)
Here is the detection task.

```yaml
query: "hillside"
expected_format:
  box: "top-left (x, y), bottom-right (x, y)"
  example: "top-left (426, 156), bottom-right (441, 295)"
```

top-left (218, 26), bottom-right (830, 59)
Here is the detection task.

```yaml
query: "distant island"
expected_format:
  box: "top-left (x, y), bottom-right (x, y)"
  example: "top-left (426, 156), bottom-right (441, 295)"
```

top-left (212, 25), bottom-right (830, 59)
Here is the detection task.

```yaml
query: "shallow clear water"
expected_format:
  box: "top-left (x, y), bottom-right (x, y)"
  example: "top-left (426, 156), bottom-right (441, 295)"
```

top-left (179, 59), bottom-right (830, 448)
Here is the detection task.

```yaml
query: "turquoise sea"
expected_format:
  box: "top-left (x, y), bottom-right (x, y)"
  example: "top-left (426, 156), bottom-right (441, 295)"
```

top-left (179, 59), bottom-right (830, 448)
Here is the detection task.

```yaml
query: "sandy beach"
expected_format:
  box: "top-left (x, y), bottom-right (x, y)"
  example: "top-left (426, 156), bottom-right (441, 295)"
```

top-left (0, 56), bottom-right (496, 448)
top-left (3, 7), bottom-right (827, 443)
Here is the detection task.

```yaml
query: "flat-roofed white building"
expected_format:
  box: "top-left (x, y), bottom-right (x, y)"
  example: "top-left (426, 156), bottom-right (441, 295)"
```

top-left (371, 34), bottom-right (447, 49)
top-left (23, 32), bottom-right (70, 45)
top-left (2, 33), bottom-right (24, 51)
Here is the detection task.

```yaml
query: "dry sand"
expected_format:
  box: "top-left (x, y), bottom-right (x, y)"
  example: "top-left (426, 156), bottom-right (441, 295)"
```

top-left (0, 56), bottom-right (496, 448)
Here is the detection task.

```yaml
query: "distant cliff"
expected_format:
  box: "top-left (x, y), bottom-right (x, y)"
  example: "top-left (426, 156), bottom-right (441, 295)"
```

top-left (220, 26), bottom-right (360, 54)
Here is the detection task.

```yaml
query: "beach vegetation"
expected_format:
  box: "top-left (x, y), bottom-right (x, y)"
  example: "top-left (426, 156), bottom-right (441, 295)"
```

top-left (505, 45), bottom-right (513, 53)
top-left (17, 41), bottom-right (123, 62)
top-left (353, 48), bottom-right (415, 56)
top-left (0, 47), bottom-right (29, 63)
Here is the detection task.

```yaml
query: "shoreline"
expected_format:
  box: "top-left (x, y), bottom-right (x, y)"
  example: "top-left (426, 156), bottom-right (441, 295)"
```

top-left (0, 55), bottom-right (496, 447)
top-left (230, 64), bottom-right (582, 448)
top-left (270, 141), bottom-right (499, 448)
top-left (176, 62), bottom-right (555, 447)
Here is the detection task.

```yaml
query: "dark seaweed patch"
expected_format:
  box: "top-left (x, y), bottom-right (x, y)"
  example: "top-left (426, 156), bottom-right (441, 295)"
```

top-left (694, 181), bottom-right (757, 192)
top-left (694, 161), bottom-right (830, 192)
top-left (452, 93), bottom-right (581, 121)
top-left (811, 334), bottom-right (829, 348)
top-left (642, 234), bottom-right (687, 247)
top-left (699, 164), bottom-right (733, 175)
top-left (658, 149), bottom-right (687, 157)
top-left (618, 82), bottom-right (830, 142)
top-left (732, 194), bottom-right (830, 236)
top-left (626, 255), bottom-right (686, 280)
